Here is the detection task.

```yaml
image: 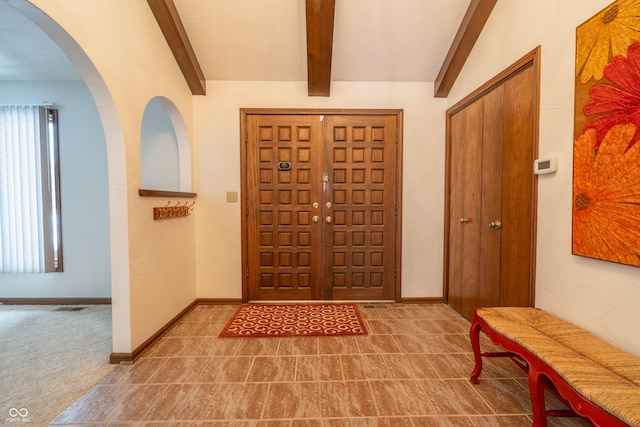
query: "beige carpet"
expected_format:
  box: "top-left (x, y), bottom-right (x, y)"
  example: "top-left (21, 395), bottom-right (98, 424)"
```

top-left (0, 305), bottom-right (116, 426)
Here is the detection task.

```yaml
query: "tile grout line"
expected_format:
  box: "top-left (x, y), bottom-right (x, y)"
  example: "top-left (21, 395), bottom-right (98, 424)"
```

top-left (258, 381), bottom-right (273, 421)
top-left (243, 356), bottom-right (256, 383)
top-left (366, 379), bottom-right (383, 419)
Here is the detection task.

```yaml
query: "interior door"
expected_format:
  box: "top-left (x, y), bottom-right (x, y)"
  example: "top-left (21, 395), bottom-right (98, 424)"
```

top-left (447, 99), bottom-right (485, 319)
top-left (243, 111), bottom-right (400, 301)
top-left (499, 65), bottom-right (536, 307)
top-left (478, 85), bottom-right (504, 310)
top-left (445, 51), bottom-right (538, 320)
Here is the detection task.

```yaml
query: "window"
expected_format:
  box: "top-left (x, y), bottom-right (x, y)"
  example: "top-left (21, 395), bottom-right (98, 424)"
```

top-left (0, 105), bottom-right (63, 273)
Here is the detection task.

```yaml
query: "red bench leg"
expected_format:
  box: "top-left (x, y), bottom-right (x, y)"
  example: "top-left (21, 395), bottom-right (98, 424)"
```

top-left (528, 365), bottom-right (548, 427)
top-left (470, 319), bottom-right (483, 384)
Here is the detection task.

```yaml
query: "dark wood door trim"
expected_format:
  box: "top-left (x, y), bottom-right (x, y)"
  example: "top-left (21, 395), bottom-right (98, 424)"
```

top-left (447, 46), bottom-right (542, 115)
top-left (240, 108), bottom-right (403, 303)
top-left (443, 46), bottom-right (540, 306)
top-left (241, 108), bottom-right (404, 117)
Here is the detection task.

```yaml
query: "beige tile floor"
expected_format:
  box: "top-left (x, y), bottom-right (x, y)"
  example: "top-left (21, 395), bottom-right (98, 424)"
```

top-left (50, 303), bottom-right (591, 426)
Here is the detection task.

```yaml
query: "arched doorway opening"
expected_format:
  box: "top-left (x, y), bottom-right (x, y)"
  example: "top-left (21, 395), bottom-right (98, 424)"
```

top-left (5, 0), bottom-right (131, 353)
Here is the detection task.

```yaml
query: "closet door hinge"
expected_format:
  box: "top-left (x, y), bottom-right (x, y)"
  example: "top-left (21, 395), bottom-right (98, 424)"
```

top-left (246, 266), bottom-right (250, 278)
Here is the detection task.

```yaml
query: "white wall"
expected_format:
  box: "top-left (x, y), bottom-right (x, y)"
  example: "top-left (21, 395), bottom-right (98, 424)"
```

top-left (194, 81), bottom-right (447, 300)
top-left (447, 0), bottom-right (640, 356)
top-left (28, 0), bottom-right (198, 352)
top-left (0, 80), bottom-right (110, 298)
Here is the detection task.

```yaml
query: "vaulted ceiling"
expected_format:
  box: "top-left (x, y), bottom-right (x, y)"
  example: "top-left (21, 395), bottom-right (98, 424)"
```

top-left (163, 0), bottom-right (496, 97)
top-left (0, 0), bottom-right (497, 97)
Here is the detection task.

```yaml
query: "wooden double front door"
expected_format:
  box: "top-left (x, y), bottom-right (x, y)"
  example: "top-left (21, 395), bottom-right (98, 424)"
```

top-left (241, 110), bottom-right (401, 301)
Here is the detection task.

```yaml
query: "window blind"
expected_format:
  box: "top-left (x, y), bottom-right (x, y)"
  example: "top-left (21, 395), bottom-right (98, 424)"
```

top-left (0, 105), bottom-right (48, 273)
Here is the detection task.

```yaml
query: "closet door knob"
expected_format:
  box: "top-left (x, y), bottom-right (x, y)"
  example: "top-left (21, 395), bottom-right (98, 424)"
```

top-left (459, 217), bottom-right (469, 224)
top-left (490, 220), bottom-right (502, 229)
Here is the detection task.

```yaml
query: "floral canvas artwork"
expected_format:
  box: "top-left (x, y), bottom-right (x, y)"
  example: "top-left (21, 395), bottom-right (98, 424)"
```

top-left (573, 0), bottom-right (640, 267)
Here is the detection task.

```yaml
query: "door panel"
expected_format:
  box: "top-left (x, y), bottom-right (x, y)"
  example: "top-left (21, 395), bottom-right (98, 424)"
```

top-left (479, 85), bottom-right (504, 310)
top-left (244, 112), bottom-right (399, 301)
top-left (246, 115), bottom-right (324, 300)
top-left (447, 111), bottom-right (466, 314)
top-left (500, 66), bottom-right (535, 307)
top-left (324, 115), bottom-right (397, 300)
top-left (448, 100), bottom-right (484, 320)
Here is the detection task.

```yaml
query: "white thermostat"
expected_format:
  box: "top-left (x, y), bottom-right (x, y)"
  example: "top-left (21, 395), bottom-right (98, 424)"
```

top-left (534, 157), bottom-right (558, 175)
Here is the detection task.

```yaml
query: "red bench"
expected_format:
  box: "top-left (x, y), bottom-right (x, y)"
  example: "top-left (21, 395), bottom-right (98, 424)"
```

top-left (470, 307), bottom-right (640, 427)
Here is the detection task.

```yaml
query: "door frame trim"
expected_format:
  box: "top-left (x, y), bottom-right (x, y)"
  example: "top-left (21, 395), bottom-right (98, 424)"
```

top-left (240, 108), bottom-right (404, 303)
top-left (443, 46), bottom-right (541, 305)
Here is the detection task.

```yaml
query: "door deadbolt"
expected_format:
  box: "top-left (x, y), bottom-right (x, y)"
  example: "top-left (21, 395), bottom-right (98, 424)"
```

top-left (312, 202), bottom-right (319, 209)
top-left (326, 202), bottom-right (332, 208)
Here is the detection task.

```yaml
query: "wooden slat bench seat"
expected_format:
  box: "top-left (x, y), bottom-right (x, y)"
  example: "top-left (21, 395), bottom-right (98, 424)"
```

top-left (469, 307), bottom-right (640, 427)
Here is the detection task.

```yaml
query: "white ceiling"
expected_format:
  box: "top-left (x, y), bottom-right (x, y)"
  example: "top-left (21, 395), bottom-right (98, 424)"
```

top-left (0, 0), bottom-right (471, 83)
top-left (0, 2), bottom-right (79, 80)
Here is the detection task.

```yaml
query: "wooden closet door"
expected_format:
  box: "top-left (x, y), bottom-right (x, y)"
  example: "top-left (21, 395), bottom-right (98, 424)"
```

top-left (499, 66), bottom-right (535, 307)
top-left (447, 100), bottom-right (485, 319)
top-left (478, 85), bottom-right (504, 310)
top-left (445, 53), bottom-right (538, 321)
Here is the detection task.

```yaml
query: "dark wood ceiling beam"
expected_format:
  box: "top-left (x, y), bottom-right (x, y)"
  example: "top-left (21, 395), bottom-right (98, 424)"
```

top-left (433, 0), bottom-right (497, 98)
top-left (147, 0), bottom-right (206, 95)
top-left (305, 0), bottom-right (335, 97)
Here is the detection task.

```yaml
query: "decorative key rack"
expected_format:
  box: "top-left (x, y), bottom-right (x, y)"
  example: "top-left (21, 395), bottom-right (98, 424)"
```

top-left (138, 189), bottom-right (197, 221)
top-left (153, 201), bottom-right (195, 220)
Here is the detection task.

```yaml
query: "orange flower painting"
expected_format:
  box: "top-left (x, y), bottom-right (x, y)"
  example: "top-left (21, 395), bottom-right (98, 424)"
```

top-left (576, 0), bottom-right (640, 84)
top-left (574, 0), bottom-right (640, 267)
top-left (572, 125), bottom-right (640, 266)
top-left (583, 41), bottom-right (640, 150)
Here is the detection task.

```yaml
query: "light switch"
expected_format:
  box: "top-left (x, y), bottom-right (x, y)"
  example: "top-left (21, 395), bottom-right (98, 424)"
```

top-left (226, 191), bottom-right (238, 203)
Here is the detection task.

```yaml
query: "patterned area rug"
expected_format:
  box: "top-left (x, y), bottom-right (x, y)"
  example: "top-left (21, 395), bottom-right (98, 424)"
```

top-left (219, 303), bottom-right (368, 337)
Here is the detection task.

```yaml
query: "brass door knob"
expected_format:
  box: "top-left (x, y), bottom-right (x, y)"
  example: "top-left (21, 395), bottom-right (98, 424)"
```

top-left (325, 216), bottom-right (333, 224)
top-left (490, 220), bottom-right (502, 229)
top-left (459, 217), bottom-right (469, 224)
top-left (312, 215), bottom-right (320, 223)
